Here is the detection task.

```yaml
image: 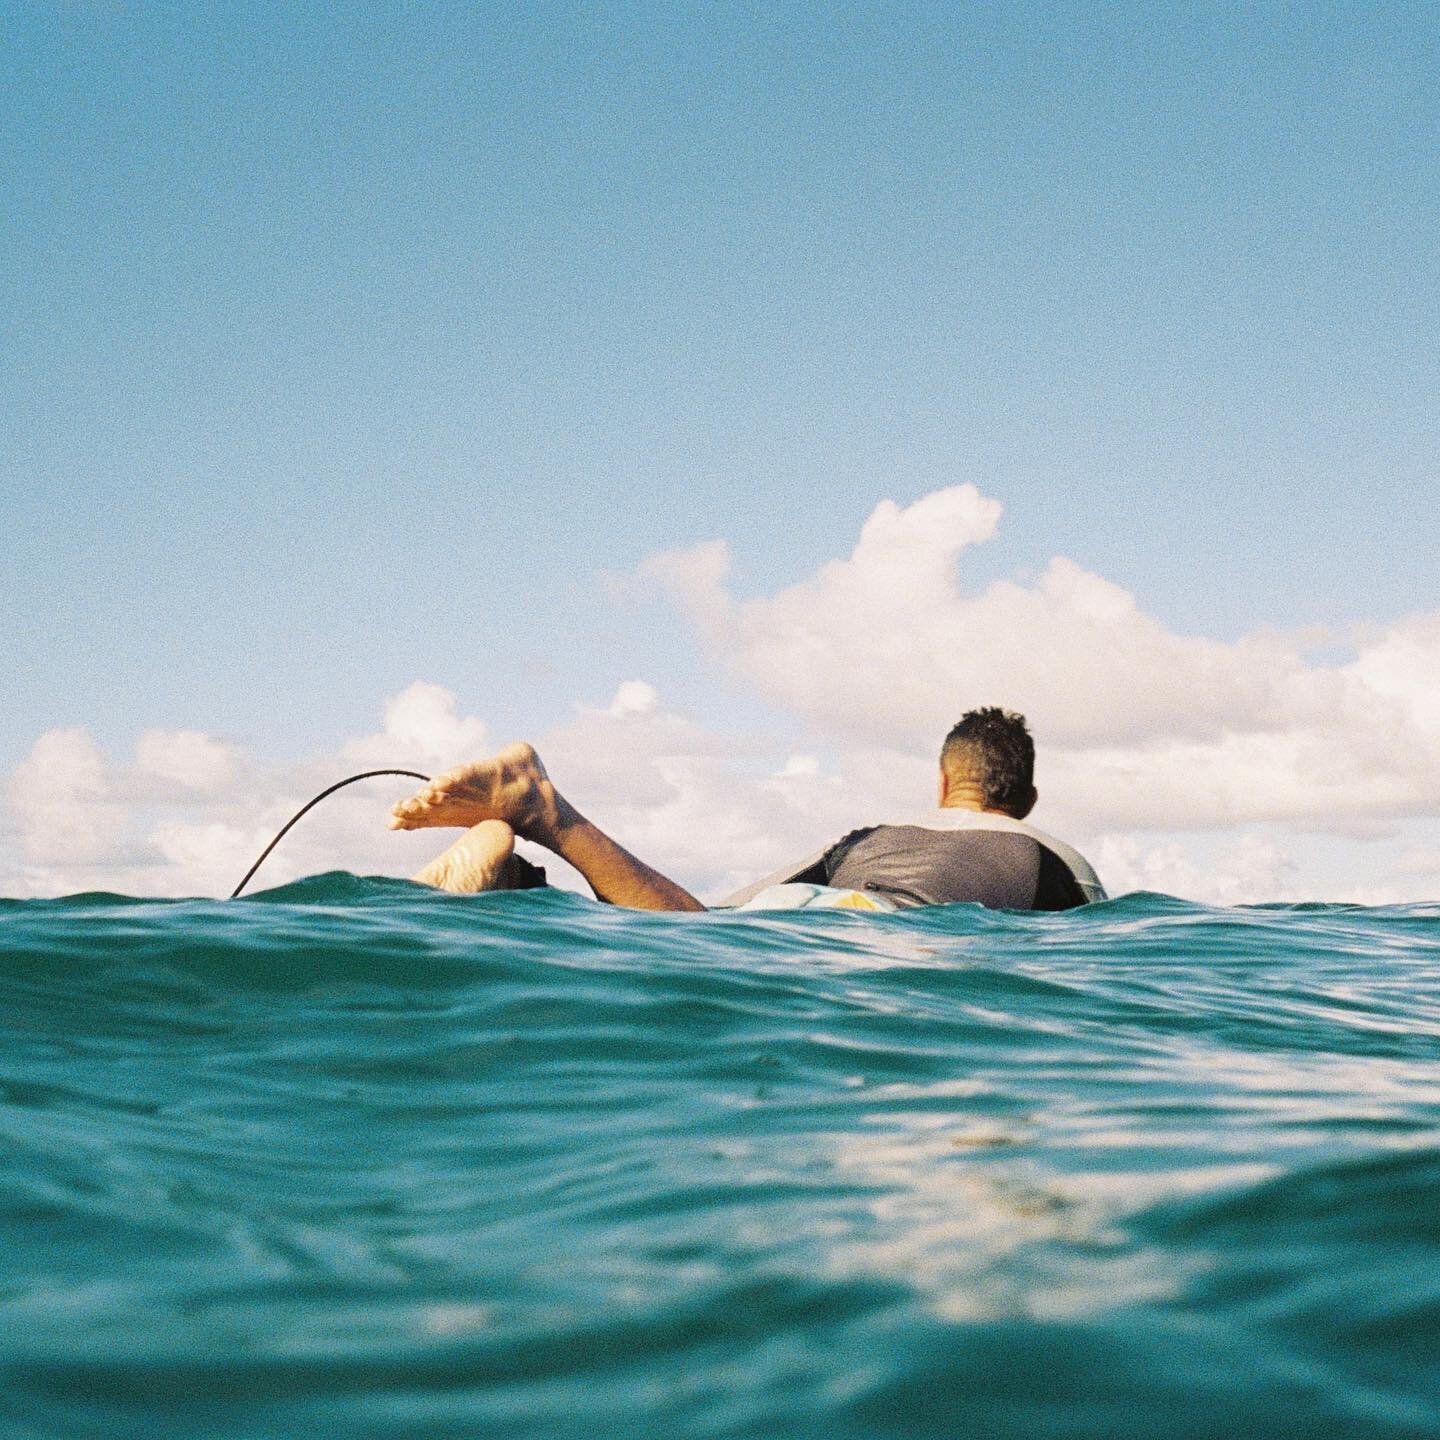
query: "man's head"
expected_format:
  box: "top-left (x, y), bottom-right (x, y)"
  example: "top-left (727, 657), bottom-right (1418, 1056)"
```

top-left (939, 707), bottom-right (1037, 818)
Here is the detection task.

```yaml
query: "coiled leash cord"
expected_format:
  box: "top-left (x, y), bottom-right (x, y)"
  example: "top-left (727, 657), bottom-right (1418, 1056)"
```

top-left (229, 769), bottom-right (431, 899)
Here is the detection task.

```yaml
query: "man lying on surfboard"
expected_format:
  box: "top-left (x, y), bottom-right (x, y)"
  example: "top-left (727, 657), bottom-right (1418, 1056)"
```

top-left (393, 707), bottom-right (1104, 912)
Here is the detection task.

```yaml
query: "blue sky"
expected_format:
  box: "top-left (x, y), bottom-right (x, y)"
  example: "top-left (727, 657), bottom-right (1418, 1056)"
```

top-left (4, 2), bottom-right (1439, 900)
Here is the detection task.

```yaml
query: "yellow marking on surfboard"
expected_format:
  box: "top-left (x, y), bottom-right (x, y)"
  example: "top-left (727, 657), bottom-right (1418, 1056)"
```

top-left (833, 891), bottom-right (885, 911)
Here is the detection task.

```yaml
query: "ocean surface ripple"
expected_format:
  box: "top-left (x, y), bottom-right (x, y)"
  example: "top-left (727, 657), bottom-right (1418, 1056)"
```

top-left (2, 880), bottom-right (1438, 1438)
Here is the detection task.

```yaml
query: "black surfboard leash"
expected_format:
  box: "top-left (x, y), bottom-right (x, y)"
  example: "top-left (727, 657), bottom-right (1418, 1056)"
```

top-left (229, 769), bottom-right (431, 898)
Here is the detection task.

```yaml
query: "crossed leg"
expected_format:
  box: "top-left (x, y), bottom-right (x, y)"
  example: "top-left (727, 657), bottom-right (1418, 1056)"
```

top-left (410, 820), bottom-right (515, 893)
top-left (396, 744), bottom-right (704, 912)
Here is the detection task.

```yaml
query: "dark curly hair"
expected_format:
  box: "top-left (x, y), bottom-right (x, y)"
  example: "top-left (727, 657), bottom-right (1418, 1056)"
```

top-left (940, 707), bottom-right (1035, 815)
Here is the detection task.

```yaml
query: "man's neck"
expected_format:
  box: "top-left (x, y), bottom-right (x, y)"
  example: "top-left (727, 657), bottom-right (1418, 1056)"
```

top-left (939, 786), bottom-right (1020, 820)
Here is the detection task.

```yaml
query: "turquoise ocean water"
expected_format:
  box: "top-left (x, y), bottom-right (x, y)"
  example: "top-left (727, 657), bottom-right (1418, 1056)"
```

top-left (2, 879), bottom-right (1437, 1438)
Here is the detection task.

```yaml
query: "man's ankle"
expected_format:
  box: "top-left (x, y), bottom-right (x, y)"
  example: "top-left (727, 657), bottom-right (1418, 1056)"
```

top-left (523, 779), bottom-right (571, 846)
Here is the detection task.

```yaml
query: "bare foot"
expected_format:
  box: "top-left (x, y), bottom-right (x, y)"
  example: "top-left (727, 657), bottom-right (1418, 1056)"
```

top-left (389, 743), bottom-right (559, 840)
top-left (411, 820), bottom-right (518, 894)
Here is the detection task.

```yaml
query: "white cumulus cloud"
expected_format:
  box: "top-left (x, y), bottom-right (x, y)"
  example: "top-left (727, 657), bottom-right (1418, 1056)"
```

top-left (8, 728), bottom-right (120, 867)
top-left (1, 688), bottom-right (491, 899)
top-left (134, 729), bottom-right (243, 794)
top-left (636, 484), bottom-right (1440, 834)
top-left (341, 681), bottom-right (489, 769)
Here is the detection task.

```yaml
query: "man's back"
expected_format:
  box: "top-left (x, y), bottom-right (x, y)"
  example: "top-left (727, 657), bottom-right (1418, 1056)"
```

top-left (821, 824), bottom-right (1088, 910)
